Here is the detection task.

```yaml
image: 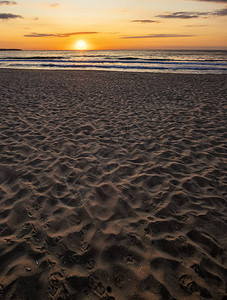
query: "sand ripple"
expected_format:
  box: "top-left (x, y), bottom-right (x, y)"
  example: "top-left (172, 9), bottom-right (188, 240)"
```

top-left (0, 70), bottom-right (226, 299)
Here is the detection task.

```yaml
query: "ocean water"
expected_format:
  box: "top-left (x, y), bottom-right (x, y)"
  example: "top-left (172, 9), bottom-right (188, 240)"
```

top-left (0, 50), bottom-right (227, 74)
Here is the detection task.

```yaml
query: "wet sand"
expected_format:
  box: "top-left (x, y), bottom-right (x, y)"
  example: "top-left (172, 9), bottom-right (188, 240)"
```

top-left (0, 69), bottom-right (226, 300)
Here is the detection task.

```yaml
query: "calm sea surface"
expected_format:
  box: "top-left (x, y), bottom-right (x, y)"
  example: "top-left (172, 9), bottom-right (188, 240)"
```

top-left (0, 50), bottom-right (227, 74)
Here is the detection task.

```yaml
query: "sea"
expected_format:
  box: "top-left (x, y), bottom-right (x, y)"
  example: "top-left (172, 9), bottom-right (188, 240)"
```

top-left (0, 49), bottom-right (227, 74)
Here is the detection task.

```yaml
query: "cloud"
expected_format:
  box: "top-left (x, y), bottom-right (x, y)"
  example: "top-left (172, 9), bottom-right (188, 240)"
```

top-left (212, 7), bottom-right (227, 15)
top-left (49, 3), bottom-right (59, 7)
top-left (195, 0), bottom-right (227, 2)
top-left (131, 19), bottom-right (160, 23)
top-left (24, 31), bottom-right (98, 37)
top-left (157, 8), bottom-right (227, 19)
top-left (156, 12), bottom-right (206, 19)
top-left (121, 34), bottom-right (195, 39)
top-left (184, 24), bottom-right (207, 26)
top-left (0, 13), bottom-right (22, 19)
top-left (0, 1), bottom-right (17, 5)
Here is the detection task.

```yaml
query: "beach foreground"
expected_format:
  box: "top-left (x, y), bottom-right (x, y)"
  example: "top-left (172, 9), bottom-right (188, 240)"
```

top-left (0, 69), bottom-right (226, 300)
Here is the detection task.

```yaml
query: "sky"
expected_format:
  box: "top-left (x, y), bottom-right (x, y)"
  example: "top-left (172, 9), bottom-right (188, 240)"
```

top-left (0, 0), bottom-right (226, 50)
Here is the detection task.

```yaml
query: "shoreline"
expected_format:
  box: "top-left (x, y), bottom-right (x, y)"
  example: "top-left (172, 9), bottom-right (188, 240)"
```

top-left (1, 67), bottom-right (227, 75)
top-left (1, 67), bottom-right (227, 76)
top-left (0, 69), bottom-right (226, 300)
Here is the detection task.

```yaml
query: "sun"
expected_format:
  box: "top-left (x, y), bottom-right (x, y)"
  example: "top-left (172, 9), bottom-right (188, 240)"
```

top-left (75, 40), bottom-right (87, 50)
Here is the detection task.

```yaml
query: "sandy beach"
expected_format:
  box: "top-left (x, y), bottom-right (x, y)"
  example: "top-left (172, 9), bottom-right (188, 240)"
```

top-left (0, 69), bottom-right (226, 300)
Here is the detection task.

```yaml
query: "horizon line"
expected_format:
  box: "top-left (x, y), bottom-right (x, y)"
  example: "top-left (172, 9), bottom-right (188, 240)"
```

top-left (1, 48), bottom-right (227, 51)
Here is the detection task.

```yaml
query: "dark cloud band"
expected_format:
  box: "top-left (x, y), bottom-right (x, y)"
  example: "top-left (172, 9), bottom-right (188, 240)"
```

top-left (0, 13), bottom-right (22, 19)
top-left (195, 0), bottom-right (227, 2)
top-left (157, 12), bottom-right (206, 19)
top-left (131, 20), bottom-right (160, 23)
top-left (121, 34), bottom-right (195, 39)
top-left (0, 1), bottom-right (17, 5)
top-left (157, 8), bottom-right (227, 19)
top-left (24, 32), bottom-right (98, 38)
top-left (213, 8), bottom-right (227, 15)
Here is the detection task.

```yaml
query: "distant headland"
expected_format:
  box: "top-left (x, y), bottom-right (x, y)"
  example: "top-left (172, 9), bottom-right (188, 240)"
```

top-left (0, 49), bottom-right (22, 51)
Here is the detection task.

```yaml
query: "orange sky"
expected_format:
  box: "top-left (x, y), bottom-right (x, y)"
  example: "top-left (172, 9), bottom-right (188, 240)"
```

top-left (0, 0), bottom-right (227, 50)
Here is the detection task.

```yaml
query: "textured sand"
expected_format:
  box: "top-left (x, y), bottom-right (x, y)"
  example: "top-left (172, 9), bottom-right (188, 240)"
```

top-left (0, 69), bottom-right (226, 300)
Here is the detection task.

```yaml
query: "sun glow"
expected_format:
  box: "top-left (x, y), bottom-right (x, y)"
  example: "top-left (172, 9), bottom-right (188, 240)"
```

top-left (75, 40), bottom-right (87, 50)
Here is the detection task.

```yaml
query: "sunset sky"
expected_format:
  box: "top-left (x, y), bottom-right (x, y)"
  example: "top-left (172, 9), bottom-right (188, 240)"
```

top-left (0, 0), bottom-right (226, 50)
